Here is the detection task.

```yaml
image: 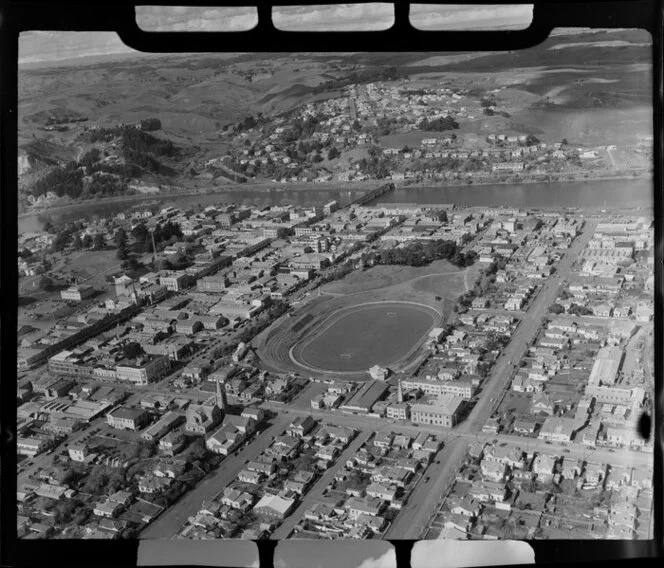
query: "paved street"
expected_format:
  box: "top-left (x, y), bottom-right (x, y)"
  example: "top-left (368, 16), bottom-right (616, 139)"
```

top-left (461, 218), bottom-right (598, 436)
top-left (263, 219), bottom-right (651, 538)
top-left (385, 437), bottom-right (466, 538)
top-left (260, 401), bottom-right (653, 469)
top-left (25, 216), bottom-right (653, 542)
top-left (270, 430), bottom-right (372, 538)
top-left (139, 414), bottom-right (291, 539)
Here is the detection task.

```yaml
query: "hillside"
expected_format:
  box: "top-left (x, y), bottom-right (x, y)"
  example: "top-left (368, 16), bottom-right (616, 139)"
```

top-left (17, 28), bottom-right (652, 211)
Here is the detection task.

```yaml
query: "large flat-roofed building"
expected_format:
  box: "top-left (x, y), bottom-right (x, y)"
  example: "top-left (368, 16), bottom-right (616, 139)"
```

top-left (116, 355), bottom-right (170, 386)
top-left (39, 398), bottom-right (112, 423)
top-left (341, 380), bottom-right (389, 414)
top-left (585, 384), bottom-right (641, 406)
top-left (402, 377), bottom-right (475, 400)
top-left (588, 346), bottom-right (624, 386)
top-left (107, 407), bottom-right (150, 431)
top-left (159, 272), bottom-right (194, 292)
top-left (61, 285), bottom-right (95, 302)
top-left (48, 350), bottom-right (95, 379)
top-left (290, 253), bottom-right (331, 271)
top-left (411, 395), bottom-right (464, 428)
top-left (197, 275), bottom-right (229, 293)
top-left (209, 299), bottom-right (261, 320)
top-left (17, 436), bottom-right (56, 457)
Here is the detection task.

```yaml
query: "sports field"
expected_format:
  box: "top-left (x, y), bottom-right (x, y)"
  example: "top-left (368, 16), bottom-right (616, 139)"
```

top-left (293, 302), bottom-right (438, 373)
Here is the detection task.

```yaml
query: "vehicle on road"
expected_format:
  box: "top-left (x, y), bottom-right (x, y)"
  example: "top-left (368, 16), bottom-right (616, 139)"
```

top-left (424, 476), bottom-right (430, 483)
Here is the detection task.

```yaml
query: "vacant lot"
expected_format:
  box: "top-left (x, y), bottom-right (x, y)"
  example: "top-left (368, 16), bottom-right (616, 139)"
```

top-left (61, 249), bottom-right (121, 281)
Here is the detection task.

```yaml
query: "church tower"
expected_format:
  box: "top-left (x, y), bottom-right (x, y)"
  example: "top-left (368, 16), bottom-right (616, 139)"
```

top-left (397, 379), bottom-right (403, 403)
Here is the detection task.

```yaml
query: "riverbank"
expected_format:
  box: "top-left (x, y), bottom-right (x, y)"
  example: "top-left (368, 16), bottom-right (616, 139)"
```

top-left (399, 171), bottom-right (652, 190)
top-left (19, 170), bottom-right (651, 219)
top-left (18, 175), bottom-right (653, 234)
top-left (17, 181), bottom-right (381, 219)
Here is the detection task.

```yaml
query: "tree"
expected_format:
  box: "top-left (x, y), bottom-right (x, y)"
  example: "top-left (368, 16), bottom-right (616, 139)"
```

top-left (38, 275), bottom-right (55, 292)
top-left (140, 118), bottom-right (162, 131)
top-left (121, 256), bottom-right (142, 272)
top-left (138, 441), bottom-right (157, 459)
top-left (92, 233), bottom-right (105, 250)
top-left (561, 138), bottom-right (569, 146)
top-left (82, 469), bottom-right (110, 494)
top-left (132, 222), bottom-right (148, 243)
top-left (123, 342), bottom-right (144, 360)
top-left (327, 147), bottom-right (341, 160)
top-left (82, 234), bottom-right (93, 248)
top-left (52, 227), bottom-right (75, 252)
top-left (548, 303), bottom-right (565, 315)
top-left (114, 227), bottom-right (127, 248)
top-left (61, 465), bottom-right (86, 487)
top-left (568, 303), bottom-right (593, 316)
top-left (117, 242), bottom-right (129, 260)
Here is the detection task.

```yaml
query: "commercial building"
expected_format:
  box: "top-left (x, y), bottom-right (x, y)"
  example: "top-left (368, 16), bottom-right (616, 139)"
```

top-left (159, 272), bottom-right (194, 292)
top-left (209, 299), bottom-right (262, 320)
top-left (106, 407), bottom-right (150, 431)
top-left (17, 436), bottom-right (56, 458)
top-left (402, 377), bottom-right (475, 399)
top-left (386, 403), bottom-right (410, 420)
top-left (197, 275), bottom-right (229, 293)
top-left (410, 395), bottom-right (464, 428)
top-left (341, 380), bottom-right (389, 414)
top-left (588, 346), bottom-right (624, 386)
top-left (116, 355), bottom-right (171, 386)
top-left (60, 285), bottom-right (95, 302)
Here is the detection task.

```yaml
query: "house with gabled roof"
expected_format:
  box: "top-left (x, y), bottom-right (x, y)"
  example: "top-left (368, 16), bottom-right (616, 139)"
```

top-left (480, 459), bottom-right (508, 482)
top-left (484, 445), bottom-right (524, 469)
top-left (345, 497), bottom-right (385, 519)
top-left (532, 454), bottom-right (557, 480)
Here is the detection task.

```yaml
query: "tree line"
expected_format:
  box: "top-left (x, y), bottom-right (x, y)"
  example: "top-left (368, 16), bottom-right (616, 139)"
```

top-left (418, 116), bottom-right (460, 132)
top-left (364, 239), bottom-right (476, 268)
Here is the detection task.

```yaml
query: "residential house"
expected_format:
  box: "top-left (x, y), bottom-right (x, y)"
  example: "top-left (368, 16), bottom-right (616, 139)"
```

top-left (480, 459), bottom-right (508, 482)
top-left (532, 454), bottom-right (557, 480)
top-left (287, 415), bottom-right (316, 438)
top-left (221, 488), bottom-right (253, 511)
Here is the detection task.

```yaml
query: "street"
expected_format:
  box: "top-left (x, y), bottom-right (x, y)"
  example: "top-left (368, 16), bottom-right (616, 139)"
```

top-left (139, 414), bottom-right (291, 539)
top-left (270, 431), bottom-right (372, 538)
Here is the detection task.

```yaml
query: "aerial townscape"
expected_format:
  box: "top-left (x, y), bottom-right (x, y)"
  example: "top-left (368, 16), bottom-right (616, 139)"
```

top-left (16, 27), bottom-right (654, 542)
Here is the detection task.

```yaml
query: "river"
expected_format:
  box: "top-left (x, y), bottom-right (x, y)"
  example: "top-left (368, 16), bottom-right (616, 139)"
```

top-left (378, 178), bottom-right (653, 210)
top-left (18, 178), bottom-right (652, 234)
